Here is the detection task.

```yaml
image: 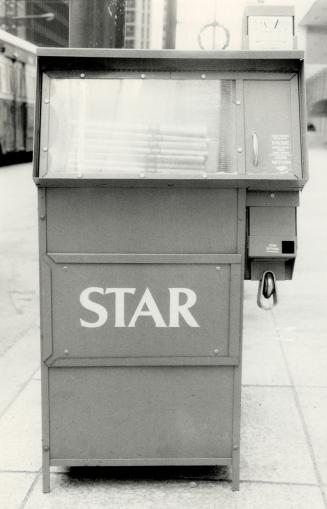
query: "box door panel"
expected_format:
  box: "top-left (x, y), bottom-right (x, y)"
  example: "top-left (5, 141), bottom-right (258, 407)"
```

top-left (244, 78), bottom-right (301, 177)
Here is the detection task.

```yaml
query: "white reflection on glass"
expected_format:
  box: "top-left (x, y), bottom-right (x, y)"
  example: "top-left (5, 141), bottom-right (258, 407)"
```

top-left (45, 77), bottom-right (236, 177)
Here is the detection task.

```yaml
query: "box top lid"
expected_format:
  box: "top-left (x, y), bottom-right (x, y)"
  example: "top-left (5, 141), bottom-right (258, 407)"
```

top-left (36, 48), bottom-right (304, 61)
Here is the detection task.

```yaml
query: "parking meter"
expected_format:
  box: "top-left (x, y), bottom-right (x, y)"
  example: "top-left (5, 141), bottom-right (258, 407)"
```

top-left (33, 49), bottom-right (308, 492)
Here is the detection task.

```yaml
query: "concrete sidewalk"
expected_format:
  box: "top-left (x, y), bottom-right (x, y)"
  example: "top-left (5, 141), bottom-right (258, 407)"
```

top-left (1, 151), bottom-right (327, 508)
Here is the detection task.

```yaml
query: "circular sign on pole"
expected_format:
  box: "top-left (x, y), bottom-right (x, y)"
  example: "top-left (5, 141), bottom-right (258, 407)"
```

top-left (198, 21), bottom-right (230, 50)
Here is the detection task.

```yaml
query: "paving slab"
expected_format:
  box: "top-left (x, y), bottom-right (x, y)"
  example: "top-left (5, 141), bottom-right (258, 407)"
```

top-left (242, 288), bottom-right (291, 386)
top-left (272, 298), bottom-right (327, 337)
top-left (240, 386), bottom-right (316, 484)
top-left (0, 327), bottom-right (40, 417)
top-left (281, 339), bottom-right (327, 387)
top-left (242, 332), bottom-right (290, 386)
top-left (243, 285), bottom-right (276, 333)
top-left (0, 473), bottom-right (37, 509)
top-left (0, 380), bottom-right (41, 472)
top-left (23, 475), bottom-right (325, 509)
top-left (0, 272), bottom-right (39, 357)
top-left (297, 388), bottom-right (327, 484)
top-left (0, 164), bottom-right (38, 356)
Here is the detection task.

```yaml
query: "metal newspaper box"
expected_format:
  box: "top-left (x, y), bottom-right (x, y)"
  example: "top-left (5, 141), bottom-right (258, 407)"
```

top-left (33, 49), bottom-right (308, 492)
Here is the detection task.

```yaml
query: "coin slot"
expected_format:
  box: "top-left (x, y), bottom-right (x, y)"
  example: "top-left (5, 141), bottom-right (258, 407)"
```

top-left (282, 240), bottom-right (295, 254)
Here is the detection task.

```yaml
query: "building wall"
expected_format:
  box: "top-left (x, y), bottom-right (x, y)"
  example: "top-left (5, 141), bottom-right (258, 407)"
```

top-left (125, 0), bottom-right (151, 49)
top-left (305, 26), bottom-right (327, 65)
top-left (0, 0), bottom-right (68, 47)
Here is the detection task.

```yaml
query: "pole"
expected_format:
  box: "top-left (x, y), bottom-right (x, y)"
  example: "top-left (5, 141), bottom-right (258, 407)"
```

top-left (69, 0), bottom-right (125, 48)
top-left (164, 0), bottom-right (177, 49)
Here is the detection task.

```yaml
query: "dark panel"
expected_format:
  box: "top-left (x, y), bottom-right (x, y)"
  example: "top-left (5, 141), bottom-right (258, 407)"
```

top-left (249, 207), bottom-right (296, 236)
top-left (46, 188), bottom-right (238, 253)
top-left (49, 366), bottom-right (234, 459)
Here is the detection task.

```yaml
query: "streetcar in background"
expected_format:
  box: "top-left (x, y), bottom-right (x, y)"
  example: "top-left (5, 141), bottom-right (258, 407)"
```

top-left (0, 28), bottom-right (36, 166)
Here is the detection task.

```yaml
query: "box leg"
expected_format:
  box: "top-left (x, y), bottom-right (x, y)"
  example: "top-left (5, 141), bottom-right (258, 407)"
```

top-left (231, 448), bottom-right (240, 491)
top-left (41, 363), bottom-right (50, 492)
top-left (42, 449), bottom-right (50, 493)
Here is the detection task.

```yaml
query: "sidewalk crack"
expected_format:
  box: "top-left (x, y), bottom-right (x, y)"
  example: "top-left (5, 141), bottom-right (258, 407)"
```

top-left (272, 310), bottom-right (327, 509)
top-left (18, 470), bottom-right (41, 509)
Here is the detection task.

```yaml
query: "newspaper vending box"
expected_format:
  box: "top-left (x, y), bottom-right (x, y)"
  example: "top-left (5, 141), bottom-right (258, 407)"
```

top-left (33, 49), bottom-right (308, 492)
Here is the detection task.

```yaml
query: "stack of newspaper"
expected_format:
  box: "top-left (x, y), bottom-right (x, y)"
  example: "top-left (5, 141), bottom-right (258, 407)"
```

top-left (67, 121), bottom-right (218, 175)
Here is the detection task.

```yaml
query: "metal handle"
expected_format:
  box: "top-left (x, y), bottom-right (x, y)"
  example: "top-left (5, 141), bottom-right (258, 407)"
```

top-left (252, 132), bottom-right (259, 167)
top-left (263, 272), bottom-right (275, 299)
top-left (257, 271), bottom-right (278, 310)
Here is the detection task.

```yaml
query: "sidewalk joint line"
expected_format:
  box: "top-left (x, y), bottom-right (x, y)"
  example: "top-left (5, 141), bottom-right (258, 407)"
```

top-left (243, 384), bottom-right (327, 389)
top-left (240, 479), bottom-right (319, 487)
top-left (0, 470), bottom-right (39, 474)
top-left (242, 384), bottom-right (292, 388)
top-left (292, 385), bottom-right (327, 389)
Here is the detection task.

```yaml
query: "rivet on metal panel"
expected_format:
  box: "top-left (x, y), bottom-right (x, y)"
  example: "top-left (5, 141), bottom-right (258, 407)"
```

top-left (43, 445), bottom-right (49, 451)
top-left (40, 214), bottom-right (46, 221)
top-left (141, 73), bottom-right (146, 79)
top-left (63, 266), bottom-right (68, 271)
top-left (216, 266), bottom-right (221, 271)
top-left (64, 349), bottom-right (69, 356)
top-left (80, 73), bottom-right (86, 78)
top-left (42, 147), bottom-right (48, 152)
top-left (236, 100), bottom-right (241, 105)
top-left (237, 147), bottom-right (243, 153)
top-left (44, 99), bottom-right (50, 104)
top-left (202, 173), bottom-right (207, 178)
top-left (201, 73), bottom-right (207, 79)
top-left (233, 445), bottom-right (239, 450)
top-left (270, 193), bottom-right (275, 198)
top-left (214, 348), bottom-right (219, 354)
